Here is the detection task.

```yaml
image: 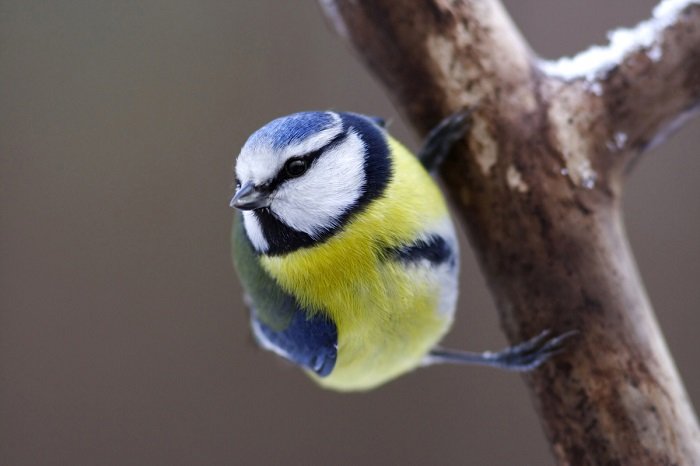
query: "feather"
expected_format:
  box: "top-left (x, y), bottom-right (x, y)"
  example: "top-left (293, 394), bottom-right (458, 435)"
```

top-left (232, 213), bottom-right (338, 375)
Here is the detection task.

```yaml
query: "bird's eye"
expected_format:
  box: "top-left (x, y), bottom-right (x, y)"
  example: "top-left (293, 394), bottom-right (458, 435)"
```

top-left (285, 159), bottom-right (308, 177)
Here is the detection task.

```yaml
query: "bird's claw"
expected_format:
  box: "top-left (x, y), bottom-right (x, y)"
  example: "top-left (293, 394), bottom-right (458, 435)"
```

top-left (418, 108), bottom-right (473, 172)
top-left (492, 329), bottom-right (579, 372)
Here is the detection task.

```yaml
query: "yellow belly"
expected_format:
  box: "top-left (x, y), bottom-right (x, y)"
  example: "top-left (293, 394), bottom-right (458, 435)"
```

top-left (317, 261), bottom-right (453, 391)
top-left (262, 238), bottom-right (454, 391)
top-left (260, 137), bottom-right (457, 390)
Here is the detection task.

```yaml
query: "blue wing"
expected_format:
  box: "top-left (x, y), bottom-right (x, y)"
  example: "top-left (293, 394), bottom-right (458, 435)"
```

top-left (232, 213), bottom-right (338, 376)
top-left (251, 311), bottom-right (337, 376)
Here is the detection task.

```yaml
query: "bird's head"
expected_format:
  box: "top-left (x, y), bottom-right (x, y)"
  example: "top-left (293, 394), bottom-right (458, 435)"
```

top-left (231, 111), bottom-right (391, 255)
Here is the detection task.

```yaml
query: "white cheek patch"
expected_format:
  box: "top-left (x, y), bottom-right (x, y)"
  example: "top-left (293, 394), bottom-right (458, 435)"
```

top-left (270, 131), bottom-right (367, 237)
top-left (242, 211), bottom-right (269, 253)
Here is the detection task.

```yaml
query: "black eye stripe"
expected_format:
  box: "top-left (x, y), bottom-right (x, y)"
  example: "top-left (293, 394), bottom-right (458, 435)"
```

top-left (266, 131), bottom-right (348, 191)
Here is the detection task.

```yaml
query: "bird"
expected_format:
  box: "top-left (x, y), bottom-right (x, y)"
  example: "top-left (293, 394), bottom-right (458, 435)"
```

top-left (230, 110), bottom-right (574, 392)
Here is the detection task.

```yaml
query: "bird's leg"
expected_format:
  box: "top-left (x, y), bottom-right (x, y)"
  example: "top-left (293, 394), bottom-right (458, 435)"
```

top-left (423, 330), bottom-right (578, 371)
top-left (418, 109), bottom-right (472, 173)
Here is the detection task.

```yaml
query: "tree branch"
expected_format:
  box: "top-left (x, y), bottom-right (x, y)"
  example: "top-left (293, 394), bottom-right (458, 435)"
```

top-left (321, 0), bottom-right (700, 464)
top-left (320, 0), bottom-right (535, 124)
top-left (540, 0), bottom-right (700, 170)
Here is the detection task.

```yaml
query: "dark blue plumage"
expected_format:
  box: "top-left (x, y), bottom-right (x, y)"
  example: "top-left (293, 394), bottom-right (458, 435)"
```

top-left (385, 235), bottom-right (456, 268)
top-left (339, 112), bottom-right (392, 204)
top-left (232, 213), bottom-right (338, 376)
top-left (252, 310), bottom-right (337, 376)
top-left (248, 112), bottom-right (338, 151)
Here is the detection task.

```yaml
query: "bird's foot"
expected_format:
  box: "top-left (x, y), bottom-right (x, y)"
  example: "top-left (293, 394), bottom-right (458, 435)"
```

top-left (418, 108), bottom-right (472, 173)
top-left (486, 329), bottom-right (579, 371)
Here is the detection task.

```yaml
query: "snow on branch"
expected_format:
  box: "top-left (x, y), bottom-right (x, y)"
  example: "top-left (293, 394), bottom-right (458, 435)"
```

top-left (538, 0), bottom-right (700, 165)
top-left (539, 0), bottom-right (699, 85)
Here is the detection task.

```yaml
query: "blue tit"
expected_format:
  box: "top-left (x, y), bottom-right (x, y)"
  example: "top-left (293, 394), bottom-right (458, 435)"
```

top-left (230, 111), bottom-right (573, 392)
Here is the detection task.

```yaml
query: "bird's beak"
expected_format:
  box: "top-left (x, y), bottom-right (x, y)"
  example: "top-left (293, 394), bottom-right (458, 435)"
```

top-left (230, 181), bottom-right (271, 210)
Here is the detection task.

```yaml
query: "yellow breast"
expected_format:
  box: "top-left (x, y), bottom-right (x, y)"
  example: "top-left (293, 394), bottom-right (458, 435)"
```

top-left (261, 137), bottom-right (456, 390)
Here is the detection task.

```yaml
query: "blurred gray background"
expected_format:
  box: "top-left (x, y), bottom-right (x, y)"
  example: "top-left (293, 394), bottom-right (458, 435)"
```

top-left (1, 1), bottom-right (698, 465)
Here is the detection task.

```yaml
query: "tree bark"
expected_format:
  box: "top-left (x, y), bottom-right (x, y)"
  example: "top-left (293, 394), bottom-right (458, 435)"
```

top-left (321, 0), bottom-right (700, 464)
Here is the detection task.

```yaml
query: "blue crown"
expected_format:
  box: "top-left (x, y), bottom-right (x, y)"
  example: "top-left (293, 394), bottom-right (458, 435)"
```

top-left (245, 112), bottom-right (338, 151)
